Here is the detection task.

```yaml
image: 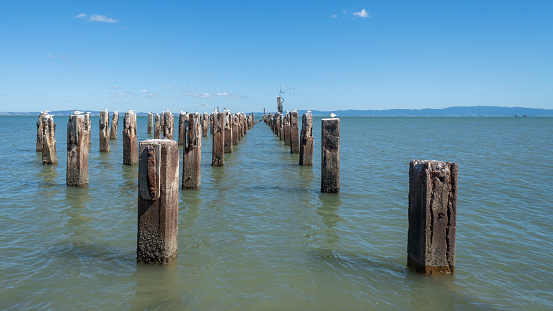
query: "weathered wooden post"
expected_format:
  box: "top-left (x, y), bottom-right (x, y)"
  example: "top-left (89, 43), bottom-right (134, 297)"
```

top-left (163, 111), bottom-right (174, 140)
top-left (147, 112), bottom-right (153, 134)
top-left (299, 112), bottom-right (314, 166)
top-left (85, 113), bottom-right (92, 145)
top-left (41, 114), bottom-right (57, 165)
top-left (224, 112), bottom-right (233, 153)
top-left (154, 113), bottom-right (161, 139)
top-left (209, 113), bottom-right (214, 135)
top-left (321, 118), bottom-right (340, 193)
top-left (279, 114), bottom-right (285, 141)
top-left (283, 113), bottom-right (291, 146)
top-left (159, 111), bottom-right (165, 135)
top-left (201, 112), bottom-right (209, 137)
top-left (67, 115), bottom-right (89, 187)
top-left (232, 114), bottom-right (240, 145)
top-left (182, 113), bottom-right (202, 189)
top-left (408, 160), bottom-right (458, 274)
top-left (36, 111), bottom-right (47, 152)
top-left (178, 111), bottom-right (187, 146)
top-left (289, 111), bottom-right (300, 153)
top-left (137, 139), bottom-right (179, 264)
top-left (110, 111), bottom-right (119, 140)
top-left (240, 113), bottom-right (246, 137)
top-left (212, 112), bottom-right (225, 166)
top-left (99, 110), bottom-right (110, 152)
top-left (123, 111), bottom-right (138, 165)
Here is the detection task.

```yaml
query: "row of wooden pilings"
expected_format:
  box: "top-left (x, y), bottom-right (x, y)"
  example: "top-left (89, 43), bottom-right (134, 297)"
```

top-left (262, 111), bottom-right (457, 275)
top-left (36, 109), bottom-right (255, 264)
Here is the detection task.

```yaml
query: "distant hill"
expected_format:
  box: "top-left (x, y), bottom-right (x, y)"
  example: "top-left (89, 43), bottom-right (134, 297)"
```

top-left (1, 106), bottom-right (552, 117)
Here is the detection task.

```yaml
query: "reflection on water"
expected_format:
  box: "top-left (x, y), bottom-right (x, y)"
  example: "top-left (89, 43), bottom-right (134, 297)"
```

top-left (131, 263), bottom-right (186, 310)
top-left (317, 193), bottom-right (342, 247)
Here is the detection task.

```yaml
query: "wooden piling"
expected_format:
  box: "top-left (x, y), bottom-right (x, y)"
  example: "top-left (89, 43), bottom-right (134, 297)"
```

top-left (212, 112), bottom-right (225, 166)
top-left (123, 111), bottom-right (138, 165)
top-left (182, 113), bottom-right (202, 189)
top-left (99, 110), bottom-right (110, 152)
top-left (289, 111), bottom-right (300, 153)
top-left (321, 118), bottom-right (340, 193)
top-left (110, 111), bottom-right (119, 140)
top-left (147, 112), bottom-right (153, 134)
top-left (85, 113), bottom-right (92, 145)
top-left (36, 112), bottom-right (47, 152)
top-left (137, 139), bottom-right (179, 264)
top-left (41, 114), bottom-right (57, 165)
top-left (178, 111), bottom-right (187, 146)
top-left (154, 113), bottom-right (161, 139)
top-left (67, 115), bottom-right (89, 187)
top-left (407, 160), bottom-right (457, 274)
top-left (210, 113), bottom-right (214, 135)
top-left (163, 111), bottom-right (174, 140)
top-left (224, 112), bottom-right (233, 153)
top-left (299, 112), bottom-right (314, 166)
top-left (201, 112), bottom-right (209, 137)
top-left (232, 114), bottom-right (239, 145)
top-left (283, 113), bottom-right (291, 146)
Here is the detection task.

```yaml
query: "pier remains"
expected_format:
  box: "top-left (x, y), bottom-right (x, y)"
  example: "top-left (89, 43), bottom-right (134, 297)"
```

top-left (123, 111), bottom-right (138, 165)
top-left (321, 118), bottom-right (340, 193)
top-left (67, 115), bottom-right (89, 187)
top-left (299, 112), bottom-right (314, 166)
top-left (182, 113), bottom-right (202, 189)
top-left (110, 111), bottom-right (119, 140)
top-left (212, 111), bottom-right (225, 166)
top-left (99, 110), bottom-right (110, 152)
top-left (41, 114), bottom-right (57, 165)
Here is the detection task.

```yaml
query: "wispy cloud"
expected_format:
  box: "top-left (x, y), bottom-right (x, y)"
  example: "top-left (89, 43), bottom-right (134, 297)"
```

top-left (112, 86), bottom-right (121, 89)
top-left (112, 92), bottom-right (133, 97)
top-left (184, 92), bottom-right (215, 99)
top-left (140, 90), bottom-right (148, 93)
top-left (353, 9), bottom-right (370, 18)
top-left (330, 14), bottom-right (338, 19)
top-left (89, 15), bottom-right (119, 23)
top-left (163, 86), bottom-right (173, 89)
top-left (216, 92), bottom-right (248, 99)
top-left (75, 13), bottom-right (86, 19)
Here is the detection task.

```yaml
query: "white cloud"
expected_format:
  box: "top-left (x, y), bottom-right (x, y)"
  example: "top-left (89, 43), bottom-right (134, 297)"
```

top-left (75, 13), bottom-right (86, 19)
top-left (112, 92), bottom-right (133, 97)
top-left (330, 14), bottom-right (338, 19)
top-left (89, 15), bottom-right (119, 23)
top-left (216, 92), bottom-right (248, 99)
top-left (353, 9), bottom-right (370, 18)
top-left (47, 54), bottom-right (54, 58)
top-left (140, 90), bottom-right (147, 93)
top-left (112, 86), bottom-right (121, 89)
top-left (185, 92), bottom-right (215, 99)
top-left (163, 86), bottom-right (173, 89)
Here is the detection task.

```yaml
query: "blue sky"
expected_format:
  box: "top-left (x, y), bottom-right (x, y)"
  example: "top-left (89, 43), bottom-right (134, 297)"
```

top-left (1, 1), bottom-right (552, 113)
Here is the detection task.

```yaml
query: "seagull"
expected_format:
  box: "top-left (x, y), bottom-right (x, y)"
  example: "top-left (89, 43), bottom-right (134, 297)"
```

top-left (330, 113), bottom-right (336, 118)
top-left (103, 108), bottom-right (109, 111)
top-left (86, 112), bottom-right (91, 114)
top-left (307, 109), bottom-right (311, 113)
top-left (73, 110), bottom-right (84, 115)
top-left (44, 110), bottom-right (50, 114)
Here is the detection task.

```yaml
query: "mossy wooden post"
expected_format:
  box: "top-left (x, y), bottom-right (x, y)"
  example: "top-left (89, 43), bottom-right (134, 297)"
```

top-left (123, 111), bottom-right (138, 165)
top-left (110, 111), bottom-right (119, 140)
top-left (178, 111), bottom-right (187, 146)
top-left (99, 110), bottom-right (110, 152)
top-left (232, 114), bottom-right (240, 145)
top-left (201, 112), bottom-right (209, 137)
top-left (408, 160), bottom-right (458, 274)
top-left (299, 112), bottom-right (314, 166)
top-left (147, 112), bottom-right (153, 135)
top-left (137, 139), bottom-right (179, 264)
top-left (321, 118), bottom-right (340, 193)
top-left (163, 111), bottom-right (174, 140)
top-left (289, 111), bottom-right (300, 153)
top-left (67, 115), bottom-right (89, 187)
top-left (154, 113), bottom-right (161, 139)
top-left (42, 114), bottom-right (57, 165)
top-left (182, 113), bottom-right (202, 189)
top-left (36, 112), bottom-right (47, 152)
top-left (212, 112), bottom-right (225, 166)
top-left (224, 112), bottom-right (233, 153)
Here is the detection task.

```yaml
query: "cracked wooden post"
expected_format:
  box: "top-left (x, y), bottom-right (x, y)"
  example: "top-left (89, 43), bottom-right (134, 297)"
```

top-left (224, 112), bottom-right (233, 153)
top-left (232, 114), bottom-right (239, 145)
top-left (154, 113), bottom-right (161, 139)
top-left (163, 111), bottom-right (174, 140)
top-left (321, 118), bottom-right (340, 193)
top-left (36, 112), bottom-right (47, 152)
top-left (240, 113), bottom-right (246, 137)
top-left (123, 111), bottom-right (138, 165)
top-left (85, 113), bottom-right (92, 145)
top-left (182, 113), bottom-right (202, 189)
top-left (210, 113), bottom-right (214, 135)
top-left (67, 115), bottom-right (89, 187)
top-left (99, 110), bottom-right (110, 152)
top-left (290, 111), bottom-right (300, 154)
top-left (279, 114), bottom-right (285, 141)
top-left (110, 111), bottom-right (119, 140)
top-left (159, 111), bottom-right (165, 136)
top-left (201, 112), bottom-right (209, 137)
top-left (147, 112), bottom-right (153, 135)
top-left (41, 114), bottom-right (57, 165)
top-left (283, 113), bottom-right (290, 146)
top-left (299, 112), bottom-right (313, 166)
top-left (408, 160), bottom-right (458, 274)
top-left (212, 112), bottom-right (225, 166)
top-left (178, 111), bottom-right (187, 146)
top-left (137, 139), bottom-right (179, 264)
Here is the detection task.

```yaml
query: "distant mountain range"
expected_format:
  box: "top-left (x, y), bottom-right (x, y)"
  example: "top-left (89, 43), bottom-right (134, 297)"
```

top-left (1, 106), bottom-right (552, 117)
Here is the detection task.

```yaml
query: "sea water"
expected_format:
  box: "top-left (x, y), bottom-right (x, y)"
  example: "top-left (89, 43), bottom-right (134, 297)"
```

top-left (0, 116), bottom-right (552, 310)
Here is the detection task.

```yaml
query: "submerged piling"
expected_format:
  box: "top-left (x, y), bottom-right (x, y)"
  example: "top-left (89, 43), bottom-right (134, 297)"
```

top-left (212, 112), bottom-right (225, 166)
top-left (67, 115), bottom-right (89, 187)
top-left (147, 112), bottom-right (153, 135)
top-left (137, 139), bottom-right (179, 264)
top-left (321, 118), bottom-right (340, 193)
top-left (99, 110), bottom-right (110, 152)
top-left (110, 111), bottom-right (119, 140)
top-left (41, 114), bottom-right (57, 165)
top-left (299, 112), bottom-right (314, 166)
top-left (182, 113), bottom-right (202, 189)
top-left (123, 111), bottom-right (138, 165)
top-left (407, 160), bottom-right (458, 274)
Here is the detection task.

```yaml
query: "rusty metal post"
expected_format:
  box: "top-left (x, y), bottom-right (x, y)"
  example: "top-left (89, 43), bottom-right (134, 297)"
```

top-left (182, 113), bottom-right (202, 189)
top-left (408, 160), bottom-right (458, 274)
top-left (41, 114), bottom-right (57, 165)
top-left (110, 111), bottom-right (119, 140)
top-left (321, 118), bottom-right (340, 193)
top-left (299, 112), bottom-right (314, 166)
top-left (178, 111), bottom-right (187, 146)
top-left (67, 115), bottom-right (89, 187)
top-left (137, 139), bottom-right (179, 264)
top-left (99, 110), bottom-right (110, 152)
top-left (147, 112), bottom-right (153, 135)
top-left (212, 112), bottom-right (225, 166)
top-left (123, 111), bottom-right (138, 165)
